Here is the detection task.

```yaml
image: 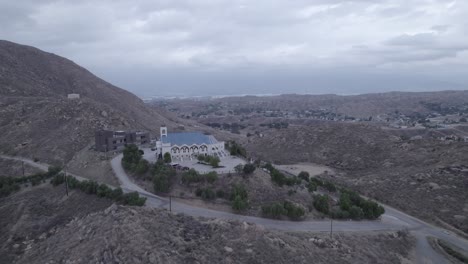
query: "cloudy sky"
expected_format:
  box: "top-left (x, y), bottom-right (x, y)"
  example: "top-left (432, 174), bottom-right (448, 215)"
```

top-left (1, 0), bottom-right (468, 97)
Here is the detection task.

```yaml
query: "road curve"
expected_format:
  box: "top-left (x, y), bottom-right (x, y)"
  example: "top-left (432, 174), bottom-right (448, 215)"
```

top-left (3, 154), bottom-right (467, 263)
top-left (110, 154), bottom-right (468, 264)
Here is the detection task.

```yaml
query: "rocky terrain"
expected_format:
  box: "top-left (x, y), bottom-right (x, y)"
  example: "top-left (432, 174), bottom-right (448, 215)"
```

top-left (0, 184), bottom-right (112, 264)
top-left (243, 122), bottom-right (468, 234)
top-left (12, 202), bottom-right (414, 264)
top-left (152, 91), bottom-right (468, 119)
top-left (0, 40), bottom-right (175, 166)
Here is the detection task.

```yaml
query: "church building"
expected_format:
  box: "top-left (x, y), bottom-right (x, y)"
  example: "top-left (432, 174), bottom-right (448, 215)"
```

top-left (156, 126), bottom-right (226, 161)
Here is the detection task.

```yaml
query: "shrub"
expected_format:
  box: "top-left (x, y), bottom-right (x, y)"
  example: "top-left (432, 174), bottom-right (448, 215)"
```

top-left (205, 171), bottom-right (218, 183)
top-left (307, 182), bottom-right (317, 193)
top-left (181, 169), bottom-right (204, 184)
top-left (298, 171), bottom-right (310, 182)
top-left (201, 187), bottom-right (215, 200)
top-left (310, 177), bottom-right (324, 186)
top-left (216, 189), bottom-right (225, 198)
top-left (122, 191), bottom-right (146, 206)
top-left (283, 201), bottom-right (305, 220)
top-left (349, 205), bottom-right (364, 220)
top-left (232, 195), bottom-right (248, 211)
top-left (313, 194), bottom-right (330, 214)
top-left (230, 184), bottom-right (248, 201)
top-left (230, 184), bottom-right (248, 211)
top-left (324, 181), bottom-right (337, 192)
top-left (135, 159), bottom-right (150, 175)
top-left (242, 164), bottom-right (256, 175)
top-left (261, 202), bottom-right (287, 219)
top-left (330, 208), bottom-right (350, 219)
top-left (163, 152), bottom-right (172, 163)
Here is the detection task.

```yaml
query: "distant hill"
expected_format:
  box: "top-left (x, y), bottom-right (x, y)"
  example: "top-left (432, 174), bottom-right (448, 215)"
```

top-left (0, 40), bottom-right (174, 164)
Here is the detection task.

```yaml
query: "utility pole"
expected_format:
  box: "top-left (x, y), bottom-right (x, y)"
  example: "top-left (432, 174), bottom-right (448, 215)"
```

top-left (330, 219), bottom-right (333, 239)
top-left (22, 161), bottom-right (25, 177)
top-left (169, 195), bottom-right (172, 212)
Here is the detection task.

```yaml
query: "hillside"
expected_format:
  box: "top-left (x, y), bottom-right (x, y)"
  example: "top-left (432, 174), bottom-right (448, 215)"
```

top-left (1, 185), bottom-right (414, 264)
top-left (0, 40), bottom-right (173, 165)
top-left (243, 122), bottom-right (468, 234)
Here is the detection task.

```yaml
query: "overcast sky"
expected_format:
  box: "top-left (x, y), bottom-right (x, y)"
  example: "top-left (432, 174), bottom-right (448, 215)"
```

top-left (1, 0), bottom-right (468, 97)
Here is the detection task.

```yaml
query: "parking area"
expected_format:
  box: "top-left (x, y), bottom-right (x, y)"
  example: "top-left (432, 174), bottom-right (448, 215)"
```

top-left (140, 147), bottom-right (246, 174)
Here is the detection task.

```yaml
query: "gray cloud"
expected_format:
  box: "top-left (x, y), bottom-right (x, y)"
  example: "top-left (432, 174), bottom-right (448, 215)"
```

top-left (0, 0), bottom-right (467, 96)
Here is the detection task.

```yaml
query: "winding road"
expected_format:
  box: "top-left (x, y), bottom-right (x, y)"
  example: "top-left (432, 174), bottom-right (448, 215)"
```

top-left (3, 154), bottom-right (468, 263)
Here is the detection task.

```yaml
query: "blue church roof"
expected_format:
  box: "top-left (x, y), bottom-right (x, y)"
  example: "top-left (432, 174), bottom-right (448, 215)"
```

top-left (162, 132), bottom-right (217, 146)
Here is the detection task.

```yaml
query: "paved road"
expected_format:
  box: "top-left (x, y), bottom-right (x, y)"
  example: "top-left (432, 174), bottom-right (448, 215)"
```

top-left (3, 154), bottom-right (468, 263)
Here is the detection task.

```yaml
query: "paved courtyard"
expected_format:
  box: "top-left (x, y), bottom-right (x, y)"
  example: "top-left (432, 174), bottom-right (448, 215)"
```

top-left (140, 147), bottom-right (246, 174)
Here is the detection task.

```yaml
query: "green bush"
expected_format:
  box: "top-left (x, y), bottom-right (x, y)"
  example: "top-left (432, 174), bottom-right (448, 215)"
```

top-left (135, 159), bottom-right (150, 175)
top-left (298, 171), bottom-right (310, 182)
top-left (225, 141), bottom-right (247, 157)
top-left (230, 184), bottom-right (248, 211)
top-left (283, 201), bottom-right (306, 220)
top-left (50, 175), bottom-right (145, 206)
top-left (232, 195), bottom-right (248, 211)
top-left (152, 163), bottom-right (176, 193)
top-left (330, 207), bottom-right (350, 219)
top-left (163, 152), bottom-right (172, 163)
top-left (242, 164), bottom-right (256, 175)
top-left (348, 205), bottom-right (364, 220)
top-left (261, 201), bottom-right (305, 220)
top-left (313, 194), bottom-right (330, 214)
top-left (307, 181), bottom-right (317, 193)
top-left (205, 171), bottom-right (218, 183)
top-left (122, 191), bottom-right (147, 206)
top-left (261, 202), bottom-right (287, 219)
top-left (323, 181), bottom-right (337, 192)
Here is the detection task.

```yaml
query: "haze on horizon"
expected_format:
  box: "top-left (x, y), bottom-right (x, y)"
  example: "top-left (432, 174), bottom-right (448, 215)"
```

top-left (1, 0), bottom-right (468, 97)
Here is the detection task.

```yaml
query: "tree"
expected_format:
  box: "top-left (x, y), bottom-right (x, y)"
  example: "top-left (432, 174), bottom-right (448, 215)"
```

top-left (209, 156), bottom-right (220, 167)
top-left (232, 195), bottom-right (248, 211)
top-left (234, 164), bottom-right (244, 175)
top-left (243, 164), bottom-right (256, 175)
top-left (349, 205), bottom-right (364, 220)
top-left (339, 192), bottom-right (352, 211)
top-left (313, 194), bottom-right (330, 214)
top-left (163, 152), bottom-right (172, 163)
top-left (460, 117), bottom-right (467, 123)
top-left (298, 171), bottom-right (310, 182)
top-left (135, 159), bottom-right (149, 175)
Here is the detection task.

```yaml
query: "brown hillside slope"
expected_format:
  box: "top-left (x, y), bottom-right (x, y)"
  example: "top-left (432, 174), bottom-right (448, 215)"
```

top-left (0, 40), bottom-right (174, 164)
top-left (14, 203), bottom-right (414, 264)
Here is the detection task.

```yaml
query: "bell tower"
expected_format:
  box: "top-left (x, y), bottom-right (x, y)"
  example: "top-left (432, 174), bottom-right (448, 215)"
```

top-left (160, 126), bottom-right (168, 138)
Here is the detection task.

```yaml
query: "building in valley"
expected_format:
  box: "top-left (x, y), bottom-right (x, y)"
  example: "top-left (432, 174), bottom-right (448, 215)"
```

top-left (95, 130), bottom-right (149, 152)
top-left (156, 126), bottom-right (226, 161)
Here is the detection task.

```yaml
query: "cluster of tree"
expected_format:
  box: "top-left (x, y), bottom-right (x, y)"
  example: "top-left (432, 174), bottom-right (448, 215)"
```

top-left (50, 174), bottom-right (146, 206)
top-left (305, 177), bottom-right (336, 193)
top-left (261, 201), bottom-right (305, 220)
top-left (225, 141), bottom-right (247, 157)
top-left (234, 163), bottom-right (256, 175)
top-left (312, 190), bottom-right (385, 220)
top-left (334, 189), bottom-right (385, 220)
top-left (0, 166), bottom-right (62, 197)
top-left (122, 144), bottom-right (149, 175)
top-left (181, 169), bottom-right (218, 185)
top-left (264, 163), bottom-right (301, 186)
top-left (152, 160), bottom-right (176, 193)
top-left (230, 184), bottom-right (248, 211)
top-left (197, 155), bottom-right (220, 167)
top-left (195, 187), bottom-right (216, 200)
